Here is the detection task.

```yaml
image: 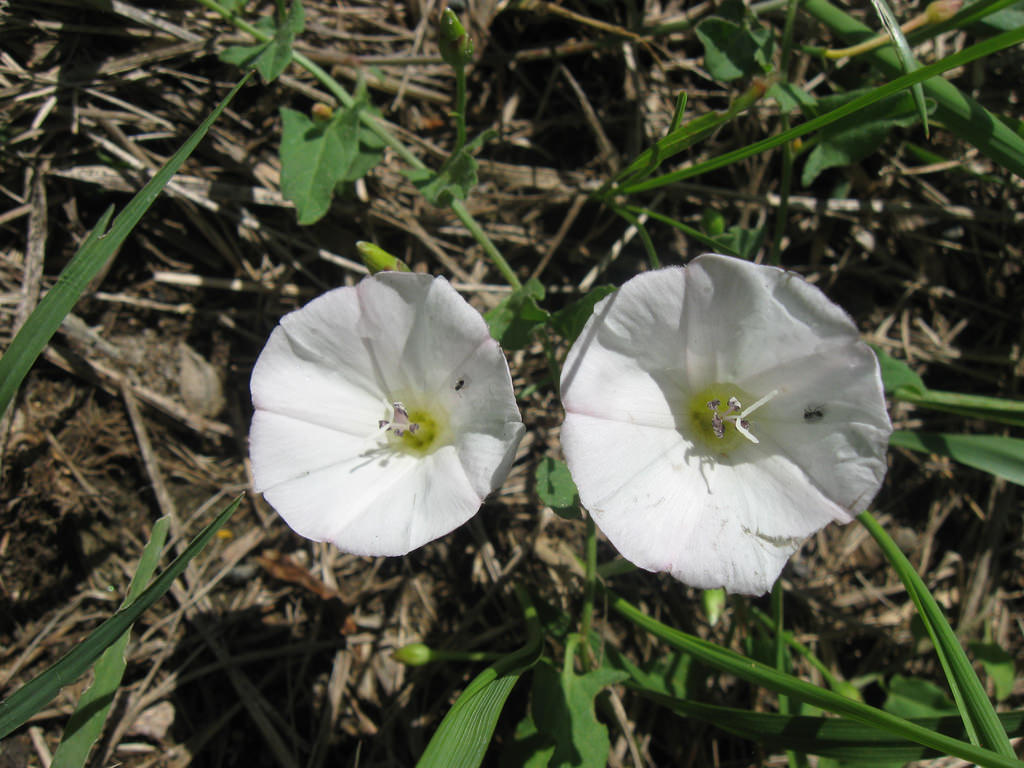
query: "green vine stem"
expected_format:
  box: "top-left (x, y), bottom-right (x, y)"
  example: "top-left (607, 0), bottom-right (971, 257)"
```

top-left (195, 0), bottom-right (522, 288)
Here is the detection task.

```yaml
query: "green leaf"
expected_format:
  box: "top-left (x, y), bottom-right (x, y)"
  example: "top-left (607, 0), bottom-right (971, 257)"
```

top-left (50, 518), bottom-right (170, 768)
top-left (0, 497), bottom-right (243, 740)
top-left (279, 105), bottom-right (360, 225)
top-left (406, 129), bottom-right (496, 207)
top-left (889, 431), bottom-right (1024, 487)
top-left (694, 0), bottom-right (775, 82)
top-left (552, 643), bottom-right (629, 768)
top-left (801, 91), bottom-right (925, 186)
top-left (0, 74), bottom-right (250, 422)
top-left (535, 457), bottom-right (580, 520)
top-left (218, 17), bottom-right (277, 71)
top-left (711, 225), bottom-right (763, 261)
top-left (485, 278), bottom-right (549, 350)
top-left (968, 643), bottom-right (1016, 702)
top-left (417, 587), bottom-right (543, 768)
top-left (768, 82), bottom-right (817, 113)
top-left (884, 676), bottom-right (957, 719)
top-left (871, 345), bottom-right (927, 397)
top-left (548, 286), bottom-right (615, 346)
top-left (219, 0), bottom-right (304, 82)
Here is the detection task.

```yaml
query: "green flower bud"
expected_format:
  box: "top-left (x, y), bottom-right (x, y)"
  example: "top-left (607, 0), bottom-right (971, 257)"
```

top-left (392, 642), bottom-right (434, 666)
top-left (356, 241), bottom-right (411, 274)
top-left (439, 8), bottom-right (474, 68)
top-left (925, 0), bottom-right (962, 23)
top-left (701, 587), bottom-right (727, 626)
top-left (701, 209), bottom-right (726, 237)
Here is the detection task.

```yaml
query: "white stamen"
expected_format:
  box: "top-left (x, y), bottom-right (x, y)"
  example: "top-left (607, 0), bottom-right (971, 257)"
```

top-left (739, 389), bottom-right (778, 419)
top-left (714, 389), bottom-right (780, 445)
top-left (733, 419), bottom-right (759, 444)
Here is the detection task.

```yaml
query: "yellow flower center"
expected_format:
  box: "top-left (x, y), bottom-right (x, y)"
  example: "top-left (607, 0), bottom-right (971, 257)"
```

top-left (687, 383), bottom-right (753, 454)
top-left (686, 383), bottom-right (778, 455)
top-left (379, 401), bottom-right (449, 456)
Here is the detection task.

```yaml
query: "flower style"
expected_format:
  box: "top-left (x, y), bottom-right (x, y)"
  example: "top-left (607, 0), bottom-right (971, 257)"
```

top-left (560, 254), bottom-right (892, 595)
top-left (250, 272), bottom-right (525, 556)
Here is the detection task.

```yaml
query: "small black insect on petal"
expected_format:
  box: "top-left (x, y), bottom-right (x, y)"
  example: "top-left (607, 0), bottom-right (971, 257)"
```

top-left (803, 405), bottom-right (825, 423)
top-left (454, 377), bottom-right (466, 392)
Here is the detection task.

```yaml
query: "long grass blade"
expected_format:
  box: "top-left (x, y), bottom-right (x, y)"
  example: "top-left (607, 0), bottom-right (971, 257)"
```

top-left (619, 25), bottom-right (1024, 194)
top-left (802, 0), bottom-right (1024, 177)
top-left (868, 0), bottom-right (929, 135)
top-left (0, 73), bottom-right (251, 420)
top-left (0, 496), bottom-right (243, 740)
top-left (858, 511), bottom-right (1015, 757)
top-left (607, 587), bottom-right (1023, 768)
top-left (645, 694), bottom-right (1024, 761)
top-left (49, 518), bottom-right (170, 768)
top-left (416, 586), bottom-right (543, 768)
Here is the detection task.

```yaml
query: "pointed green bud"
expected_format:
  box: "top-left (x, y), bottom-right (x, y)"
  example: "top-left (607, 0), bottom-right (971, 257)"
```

top-left (311, 103), bottom-right (333, 122)
top-left (701, 587), bottom-right (727, 626)
top-left (392, 642), bottom-right (434, 666)
top-left (439, 8), bottom-right (474, 68)
top-left (701, 209), bottom-right (726, 237)
top-left (356, 241), bottom-right (411, 274)
top-left (925, 0), bottom-right (962, 23)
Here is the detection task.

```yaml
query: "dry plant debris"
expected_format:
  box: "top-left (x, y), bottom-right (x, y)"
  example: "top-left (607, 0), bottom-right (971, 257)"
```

top-left (0, 0), bottom-right (1021, 766)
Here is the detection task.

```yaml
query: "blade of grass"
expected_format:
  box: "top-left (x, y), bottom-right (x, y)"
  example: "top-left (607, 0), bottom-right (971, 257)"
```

top-left (858, 511), bottom-right (1015, 757)
top-left (643, 693), bottom-right (1024, 762)
top-left (890, 431), bottom-right (1024, 487)
top-left (0, 496), bottom-right (243, 740)
top-left (803, 0), bottom-right (1024, 178)
top-left (895, 390), bottom-right (1024, 428)
top-left (416, 585), bottom-right (543, 768)
top-left (618, 25), bottom-right (1024, 194)
top-left (0, 73), bottom-right (251, 420)
top-left (50, 517), bottom-right (170, 768)
top-left (869, 0), bottom-right (929, 136)
top-left (606, 586), bottom-right (1023, 768)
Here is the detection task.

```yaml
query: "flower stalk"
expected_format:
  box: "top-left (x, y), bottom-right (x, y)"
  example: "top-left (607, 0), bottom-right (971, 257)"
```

top-left (196, 0), bottom-right (522, 290)
top-left (823, 0), bottom-right (962, 59)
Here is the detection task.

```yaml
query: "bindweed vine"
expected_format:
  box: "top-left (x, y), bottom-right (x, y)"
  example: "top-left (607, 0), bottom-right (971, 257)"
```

top-left (0, 2), bottom-right (1022, 767)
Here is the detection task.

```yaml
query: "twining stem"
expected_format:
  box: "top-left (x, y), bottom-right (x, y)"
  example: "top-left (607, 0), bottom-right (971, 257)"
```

top-left (195, 0), bottom-right (523, 289)
top-left (579, 511), bottom-right (598, 668)
top-left (453, 64), bottom-right (468, 154)
top-left (823, 0), bottom-right (961, 59)
top-left (769, 0), bottom-right (800, 266)
top-left (450, 200), bottom-right (522, 289)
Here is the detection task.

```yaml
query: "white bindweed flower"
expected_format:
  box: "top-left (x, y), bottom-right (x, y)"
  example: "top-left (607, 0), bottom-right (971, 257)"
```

top-left (560, 254), bottom-right (892, 595)
top-left (249, 272), bottom-right (525, 556)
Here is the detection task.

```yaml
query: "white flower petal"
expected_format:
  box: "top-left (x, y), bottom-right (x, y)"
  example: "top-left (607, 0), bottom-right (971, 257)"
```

top-left (328, 446), bottom-right (483, 556)
top-left (749, 344), bottom-right (891, 510)
top-left (260, 438), bottom-right (421, 545)
top-left (355, 273), bottom-right (495, 397)
top-left (456, 424), bottom-right (527, 498)
top-left (251, 323), bottom-right (385, 436)
top-left (560, 254), bottom-right (892, 595)
top-left (561, 277), bottom-right (687, 428)
top-left (681, 254), bottom-right (866, 385)
top-left (249, 409), bottom-right (374, 491)
top-left (249, 272), bottom-right (524, 557)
